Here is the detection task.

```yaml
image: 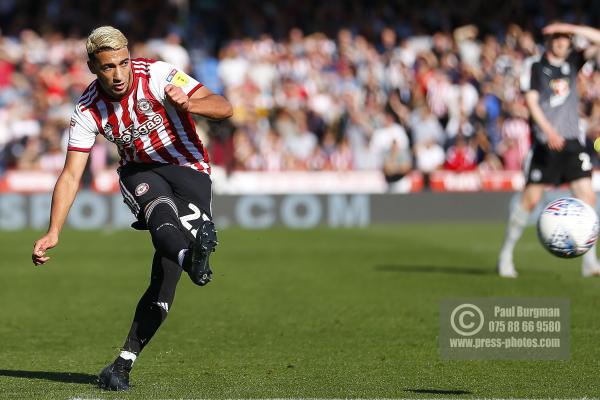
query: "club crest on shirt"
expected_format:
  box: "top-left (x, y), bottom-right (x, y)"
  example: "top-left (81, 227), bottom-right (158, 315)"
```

top-left (549, 78), bottom-right (570, 107)
top-left (137, 98), bottom-right (152, 113)
top-left (135, 182), bottom-right (150, 196)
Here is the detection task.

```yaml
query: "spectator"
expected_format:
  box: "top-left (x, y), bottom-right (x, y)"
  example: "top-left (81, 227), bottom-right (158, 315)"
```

top-left (410, 104), bottom-right (445, 146)
top-left (370, 111), bottom-right (409, 169)
top-left (383, 139), bottom-right (412, 186)
top-left (498, 106), bottom-right (531, 170)
top-left (148, 32), bottom-right (191, 72)
top-left (283, 113), bottom-right (318, 166)
top-left (444, 135), bottom-right (478, 172)
top-left (0, 0), bottom-right (599, 185)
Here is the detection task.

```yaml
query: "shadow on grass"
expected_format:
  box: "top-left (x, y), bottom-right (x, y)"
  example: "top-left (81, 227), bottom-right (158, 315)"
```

top-left (0, 369), bottom-right (96, 384)
top-left (375, 264), bottom-right (492, 275)
top-left (405, 388), bottom-right (472, 395)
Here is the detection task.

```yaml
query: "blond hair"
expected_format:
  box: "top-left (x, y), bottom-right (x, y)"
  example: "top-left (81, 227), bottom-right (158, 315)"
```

top-left (86, 26), bottom-right (128, 59)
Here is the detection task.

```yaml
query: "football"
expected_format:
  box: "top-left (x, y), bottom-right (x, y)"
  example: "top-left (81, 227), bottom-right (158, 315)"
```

top-left (537, 197), bottom-right (599, 258)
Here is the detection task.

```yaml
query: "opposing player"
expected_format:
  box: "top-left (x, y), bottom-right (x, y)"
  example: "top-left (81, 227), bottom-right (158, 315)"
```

top-left (498, 23), bottom-right (600, 278)
top-left (31, 26), bottom-right (232, 390)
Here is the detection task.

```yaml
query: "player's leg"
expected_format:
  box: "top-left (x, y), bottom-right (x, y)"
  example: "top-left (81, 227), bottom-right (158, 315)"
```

top-left (498, 143), bottom-right (554, 277)
top-left (99, 252), bottom-right (182, 391)
top-left (570, 177), bottom-right (596, 206)
top-left (153, 164), bottom-right (217, 286)
top-left (569, 177), bottom-right (600, 276)
top-left (563, 140), bottom-right (598, 276)
top-left (122, 252), bottom-right (182, 355)
top-left (118, 163), bottom-right (193, 270)
top-left (498, 183), bottom-right (545, 277)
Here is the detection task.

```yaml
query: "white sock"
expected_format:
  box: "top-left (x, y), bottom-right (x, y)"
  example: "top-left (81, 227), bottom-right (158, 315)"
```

top-left (583, 242), bottom-right (598, 266)
top-left (500, 202), bottom-right (530, 261)
top-left (119, 350), bottom-right (137, 364)
top-left (177, 249), bottom-right (188, 267)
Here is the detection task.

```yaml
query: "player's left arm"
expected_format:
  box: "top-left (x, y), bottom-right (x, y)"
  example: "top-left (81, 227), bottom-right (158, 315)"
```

top-left (165, 84), bottom-right (233, 120)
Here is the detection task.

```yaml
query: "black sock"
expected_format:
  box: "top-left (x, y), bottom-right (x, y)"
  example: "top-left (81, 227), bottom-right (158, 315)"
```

top-left (122, 252), bottom-right (182, 355)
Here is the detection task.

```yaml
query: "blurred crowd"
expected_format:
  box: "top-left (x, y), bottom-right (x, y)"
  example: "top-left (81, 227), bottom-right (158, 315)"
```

top-left (1, 0), bottom-right (600, 186)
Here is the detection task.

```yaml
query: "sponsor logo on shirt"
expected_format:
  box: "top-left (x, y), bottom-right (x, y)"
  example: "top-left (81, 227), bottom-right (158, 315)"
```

top-left (103, 114), bottom-right (164, 147)
top-left (166, 68), bottom-right (189, 88)
top-left (172, 71), bottom-right (189, 87)
top-left (166, 68), bottom-right (177, 82)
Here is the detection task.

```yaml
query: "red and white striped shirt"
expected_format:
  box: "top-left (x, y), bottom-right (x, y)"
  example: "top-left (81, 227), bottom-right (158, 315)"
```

top-left (68, 58), bottom-right (210, 173)
top-left (501, 117), bottom-right (531, 170)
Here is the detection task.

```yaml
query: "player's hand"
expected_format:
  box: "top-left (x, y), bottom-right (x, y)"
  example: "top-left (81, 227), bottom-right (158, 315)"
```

top-left (32, 233), bottom-right (59, 266)
top-left (546, 130), bottom-right (565, 151)
top-left (165, 84), bottom-right (189, 112)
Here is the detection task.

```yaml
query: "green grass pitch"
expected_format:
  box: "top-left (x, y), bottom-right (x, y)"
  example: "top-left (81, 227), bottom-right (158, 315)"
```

top-left (1, 224), bottom-right (600, 399)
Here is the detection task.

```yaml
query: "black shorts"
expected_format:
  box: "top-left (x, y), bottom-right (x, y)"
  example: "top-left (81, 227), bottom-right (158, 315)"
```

top-left (525, 139), bottom-right (593, 185)
top-left (118, 162), bottom-right (213, 240)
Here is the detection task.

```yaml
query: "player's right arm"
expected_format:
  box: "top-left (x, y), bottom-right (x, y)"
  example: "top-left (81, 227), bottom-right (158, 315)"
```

top-left (524, 90), bottom-right (565, 151)
top-left (32, 151), bottom-right (90, 265)
top-left (32, 101), bottom-right (98, 266)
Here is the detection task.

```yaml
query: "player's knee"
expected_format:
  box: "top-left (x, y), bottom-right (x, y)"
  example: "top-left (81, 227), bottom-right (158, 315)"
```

top-left (580, 192), bottom-right (596, 207)
top-left (522, 193), bottom-right (541, 212)
top-left (144, 197), bottom-right (180, 229)
top-left (588, 191), bottom-right (596, 206)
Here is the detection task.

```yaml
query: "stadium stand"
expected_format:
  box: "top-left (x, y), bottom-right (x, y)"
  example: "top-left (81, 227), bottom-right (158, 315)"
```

top-left (1, 0), bottom-right (600, 192)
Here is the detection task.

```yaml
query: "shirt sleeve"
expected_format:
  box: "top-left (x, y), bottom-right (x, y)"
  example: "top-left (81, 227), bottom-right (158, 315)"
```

top-left (149, 61), bottom-right (204, 103)
top-left (520, 57), bottom-right (541, 93)
top-left (67, 107), bottom-right (98, 152)
top-left (568, 50), bottom-right (586, 71)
